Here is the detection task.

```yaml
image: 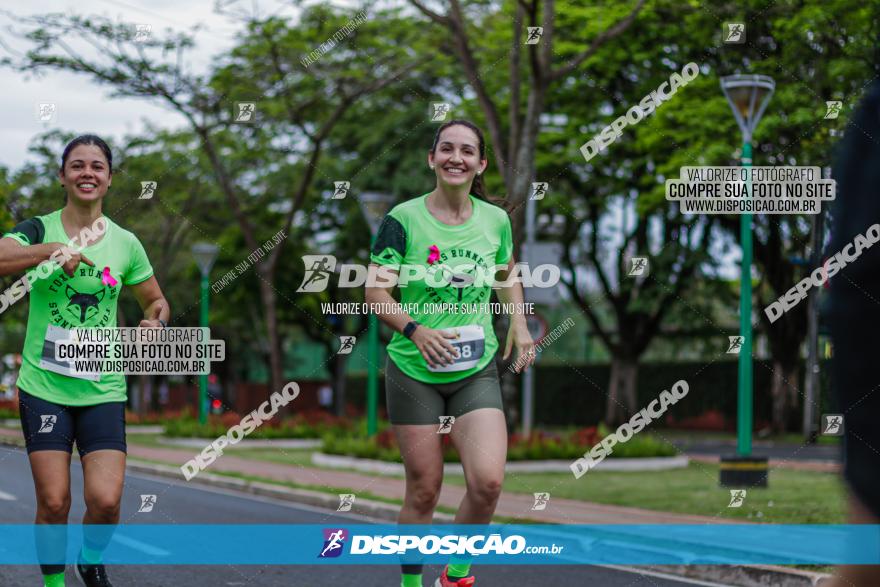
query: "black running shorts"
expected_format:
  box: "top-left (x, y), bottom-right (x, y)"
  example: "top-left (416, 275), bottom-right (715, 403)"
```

top-left (385, 357), bottom-right (504, 425)
top-left (18, 389), bottom-right (127, 456)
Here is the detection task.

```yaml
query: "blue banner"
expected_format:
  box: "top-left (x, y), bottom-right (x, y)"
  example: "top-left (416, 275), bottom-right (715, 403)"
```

top-left (1, 524), bottom-right (877, 565)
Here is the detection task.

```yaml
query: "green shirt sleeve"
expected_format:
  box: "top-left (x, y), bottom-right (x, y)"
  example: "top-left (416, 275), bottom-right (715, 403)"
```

top-left (2, 217), bottom-right (45, 247)
top-left (495, 214), bottom-right (513, 265)
top-left (370, 213), bottom-right (407, 270)
top-left (124, 233), bottom-right (154, 285)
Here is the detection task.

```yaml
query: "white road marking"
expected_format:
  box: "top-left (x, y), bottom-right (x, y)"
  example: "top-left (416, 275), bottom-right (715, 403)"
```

top-left (0, 490), bottom-right (16, 501)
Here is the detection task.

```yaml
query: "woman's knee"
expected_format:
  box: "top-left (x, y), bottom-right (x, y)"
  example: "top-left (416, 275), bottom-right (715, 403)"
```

top-left (467, 474), bottom-right (503, 507)
top-left (85, 493), bottom-right (121, 519)
top-left (405, 475), bottom-right (443, 513)
top-left (37, 493), bottom-right (71, 521)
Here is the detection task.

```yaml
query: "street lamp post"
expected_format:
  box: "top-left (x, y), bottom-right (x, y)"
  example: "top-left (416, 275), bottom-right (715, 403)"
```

top-left (719, 74), bottom-right (775, 487)
top-left (358, 192), bottom-right (395, 436)
top-left (192, 243), bottom-right (219, 425)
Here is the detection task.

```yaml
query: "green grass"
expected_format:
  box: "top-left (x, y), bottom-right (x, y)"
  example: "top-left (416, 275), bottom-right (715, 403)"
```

top-left (125, 435), bottom-right (846, 524)
top-left (129, 440), bottom-right (846, 525)
top-left (128, 435), bottom-right (319, 468)
top-left (440, 462), bottom-right (847, 524)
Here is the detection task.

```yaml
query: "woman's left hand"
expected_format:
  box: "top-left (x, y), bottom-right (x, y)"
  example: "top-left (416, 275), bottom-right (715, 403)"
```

top-left (503, 320), bottom-right (535, 373)
top-left (138, 305), bottom-right (164, 328)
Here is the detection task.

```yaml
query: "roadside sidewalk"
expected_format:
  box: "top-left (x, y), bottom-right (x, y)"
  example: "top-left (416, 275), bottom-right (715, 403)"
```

top-left (128, 443), bottom-right (729, 525)
top-left (0, 426), bottom-right (721, 524)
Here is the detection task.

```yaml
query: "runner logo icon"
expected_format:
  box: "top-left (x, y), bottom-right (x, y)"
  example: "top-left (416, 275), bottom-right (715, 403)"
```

top-left (728, 489), bottom-right (747, 508)
top-left (628, 257), bottom-right (648, 276)
top-left (525, 27), bottom-right (543, 44)
top-left (337, 336), bottom-right (356, 355)
top-left (437, 416), bottom-right (455, 434)
top-left (531, 492), bottom-right (550, 511)
top-left (824, 101), bottom-right (842, 119)
top-left (332, 182), bottom-right (350, 199)
top-left (319, 529), bottom-right (348, 558)
top-left (822, 414), bottom-right (844, 436)
top-left (38, 415), bottom-right (57, 433)
top-left (297, 255), bottom-right (337, 293)
top-left (337, 494), bottom-right (355, 512)
top-left (138, 494), bottom-right (157, 513)
top-left (530, 182), bottom-right (548, 200)
top-left (430, 102), bottom-right (451, 122)
top-left (727, 336), bottom-right (744, 354)
top-left (234, 102), bottom-right (256, 123)
top-left (725, 23), bottom-right (745, 43)
top-left (139, 181), bottom-right (157, 199)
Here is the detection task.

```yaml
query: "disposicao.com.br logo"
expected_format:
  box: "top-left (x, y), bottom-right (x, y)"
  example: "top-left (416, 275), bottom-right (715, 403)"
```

top-left (317, 528), bottom-right (564, 558)
top-left (297, 255), bottom-right (560, 292)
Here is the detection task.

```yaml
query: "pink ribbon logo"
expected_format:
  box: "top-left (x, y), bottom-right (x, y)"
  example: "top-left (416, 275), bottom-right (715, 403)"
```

top-left (101, 267), bottom-right (118, 287)
top-left (427, 245), bottom-right (441, 265)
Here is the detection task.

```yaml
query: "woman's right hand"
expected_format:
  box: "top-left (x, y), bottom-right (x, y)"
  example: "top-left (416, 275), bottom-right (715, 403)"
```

top-left (410, 326), bottom-right (459, 368)
top-left (49, 242), bottom-right (94, 277)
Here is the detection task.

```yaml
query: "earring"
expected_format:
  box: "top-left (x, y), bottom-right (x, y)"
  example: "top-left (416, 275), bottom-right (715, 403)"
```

top-left (430, 165), bottom-right (435, 170)
top-left (476, 171), bottom-right (482, 176)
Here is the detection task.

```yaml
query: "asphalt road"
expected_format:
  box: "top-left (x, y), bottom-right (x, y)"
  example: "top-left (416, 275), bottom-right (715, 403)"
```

top-left (0, 446), bottom-right (731, 587)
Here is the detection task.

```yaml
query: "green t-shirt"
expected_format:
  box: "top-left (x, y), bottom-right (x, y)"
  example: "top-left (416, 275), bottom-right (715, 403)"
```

top-left (370, 193), bottom-right (513, 384)
top-left (3, 210), bottom-right (154, 405)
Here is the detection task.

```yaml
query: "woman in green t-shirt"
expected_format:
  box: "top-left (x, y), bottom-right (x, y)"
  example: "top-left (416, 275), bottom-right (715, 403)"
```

top-left (0, 135), bottom-right (170, 587)
top-left (367, 120), bottom-right (535, 587)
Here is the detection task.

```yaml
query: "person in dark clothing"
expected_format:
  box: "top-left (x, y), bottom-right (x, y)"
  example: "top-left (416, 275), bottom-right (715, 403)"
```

top-left (828, 80), bottom-right (880, 586)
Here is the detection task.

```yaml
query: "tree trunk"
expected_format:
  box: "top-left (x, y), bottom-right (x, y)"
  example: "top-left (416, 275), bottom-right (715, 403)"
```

top-left (332, 352), bottom-right (348, 417)
top-left (605, 356), bottom-right (639, 425)
top-left (256, 269), bottom-right (283, 396)
top-left (770, 360), bottom-right (800, 434)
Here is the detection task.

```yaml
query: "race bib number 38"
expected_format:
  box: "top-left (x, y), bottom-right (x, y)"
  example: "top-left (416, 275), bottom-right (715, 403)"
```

top-left (39, 325), bottom-right (100, 381)
top-left (426, 324), bottom-right (486, 373)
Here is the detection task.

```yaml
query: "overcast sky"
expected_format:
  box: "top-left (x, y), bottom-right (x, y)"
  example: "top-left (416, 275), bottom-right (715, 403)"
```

top-left (0, 0), bottom-right (306, 170)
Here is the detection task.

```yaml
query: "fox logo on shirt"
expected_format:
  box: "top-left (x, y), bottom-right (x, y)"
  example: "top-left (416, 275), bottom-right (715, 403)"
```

top-left (65, 285), bottom-right (105, 324)
top-left (38, 415), bottom-right (57, 433)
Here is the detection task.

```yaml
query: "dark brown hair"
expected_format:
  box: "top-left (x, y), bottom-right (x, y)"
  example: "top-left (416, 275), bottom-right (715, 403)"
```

top-left (61, 134), bottom-right (113, 173)
top-left (430, 119), bottom-right (508, 209)
top-left (60, 134), bottom-right (112, 203)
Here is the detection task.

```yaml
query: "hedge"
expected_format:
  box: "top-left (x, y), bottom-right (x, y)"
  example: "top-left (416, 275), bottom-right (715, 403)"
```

top-left (346, 359), bottom-right (834, 429)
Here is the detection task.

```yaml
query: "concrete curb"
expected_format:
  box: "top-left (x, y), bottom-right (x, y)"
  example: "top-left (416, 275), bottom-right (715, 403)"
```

top-left (312, 452), bottom-right (690, 475)
top-left (124, 458), bottom-right (455, 522)
top-left (157, 437), bottom-right (322, 449)
top-left (0, 435), bottom-right (833, 587)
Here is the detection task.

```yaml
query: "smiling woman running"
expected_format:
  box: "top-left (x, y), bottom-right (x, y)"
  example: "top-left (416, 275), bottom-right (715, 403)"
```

top-left (366, 119), bottom-right (535, 587)
top-left (0, 135), bottom-right (169, 587)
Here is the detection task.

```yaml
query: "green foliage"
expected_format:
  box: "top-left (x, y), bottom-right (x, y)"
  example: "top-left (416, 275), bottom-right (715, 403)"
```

top-left (321, 426), bottom-right (676, 462)
top-left (1, 0), bottom-right (874, 398)
top-left (163, 410), bottom-right (352, 439)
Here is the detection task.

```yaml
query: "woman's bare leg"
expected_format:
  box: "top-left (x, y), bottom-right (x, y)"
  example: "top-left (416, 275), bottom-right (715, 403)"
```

top-left (29, 451), bottom-right (72, 575)
top-left (449, 408), bottom-right (507, 524)
top-left (394, 424), bottom-right (445, 524)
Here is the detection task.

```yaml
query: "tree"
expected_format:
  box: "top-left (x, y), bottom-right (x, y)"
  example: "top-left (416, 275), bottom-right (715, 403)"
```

top-left (3, 5), bottom-right (427, 395)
